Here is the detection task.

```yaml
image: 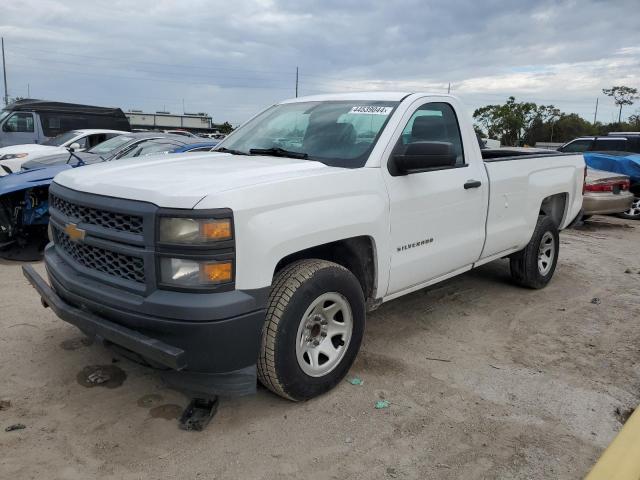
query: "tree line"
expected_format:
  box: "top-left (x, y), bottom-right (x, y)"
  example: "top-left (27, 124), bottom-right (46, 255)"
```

top-left (473, 85), bottom-right (639, 147)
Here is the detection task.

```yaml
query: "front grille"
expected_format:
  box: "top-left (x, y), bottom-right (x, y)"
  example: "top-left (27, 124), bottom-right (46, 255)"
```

top-left (53, 226), bottom-right (145, 283)
top-left (51, 194), bottom-right (143, 235)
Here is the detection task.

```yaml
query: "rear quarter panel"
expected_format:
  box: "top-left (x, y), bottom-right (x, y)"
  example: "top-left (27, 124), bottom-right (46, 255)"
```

top-left (482, 154), bottom-right (583, 259)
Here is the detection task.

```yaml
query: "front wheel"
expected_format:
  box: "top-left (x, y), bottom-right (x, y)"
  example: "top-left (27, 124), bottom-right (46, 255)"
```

top-left (617, 196), bottom-right (640, 220)
top-left (258, 259), bottom-right (365, 401)
top-left (510, 215), bottom-right (560, 289)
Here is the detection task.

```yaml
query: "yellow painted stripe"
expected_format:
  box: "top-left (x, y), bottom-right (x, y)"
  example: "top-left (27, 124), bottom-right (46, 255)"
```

top-left (585, 407), bottom-right (640, 480)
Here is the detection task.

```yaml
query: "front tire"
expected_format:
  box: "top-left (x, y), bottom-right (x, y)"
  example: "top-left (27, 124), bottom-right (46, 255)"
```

top-left (258, 259), bottom-right (365, 401)
top-left (510, 215), bottom-right (559, 289)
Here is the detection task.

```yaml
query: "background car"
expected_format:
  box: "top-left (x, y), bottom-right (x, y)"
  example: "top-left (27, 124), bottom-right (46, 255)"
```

top-left (0, 139), bottom-right (218, 252)
top-left (582, 169), bottom-right (634, 220)
top-left (172, 142), bottom-right (219, 153)
top-left (558, 133), bottom-right (640, 154)
top-left (161, 129), bottom-right (199, 138)
top-left (0, 99), bottom-right (130, 147)
top-left (20, 132), bottom-right (201, 170)
top-left (0, 129), bottom-right (127, 175)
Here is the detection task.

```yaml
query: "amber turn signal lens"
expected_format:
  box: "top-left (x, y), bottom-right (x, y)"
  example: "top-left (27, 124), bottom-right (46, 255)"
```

top-left (200, 219), bottom-right (232, 241)
top-left (201, 262), bottom-right (233, 283)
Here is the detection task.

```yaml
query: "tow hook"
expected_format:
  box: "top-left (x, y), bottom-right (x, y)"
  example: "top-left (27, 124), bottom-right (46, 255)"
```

top-left (179, 396), bottom-right (219, 431)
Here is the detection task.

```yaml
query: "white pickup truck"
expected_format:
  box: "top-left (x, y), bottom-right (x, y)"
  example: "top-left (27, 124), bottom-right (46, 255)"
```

top-left (23, 92), bottom-right (585, 401)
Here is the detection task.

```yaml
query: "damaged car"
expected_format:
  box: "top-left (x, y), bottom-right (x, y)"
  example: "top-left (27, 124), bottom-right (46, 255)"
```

top-left (0, 138), bottom-right (218, 251)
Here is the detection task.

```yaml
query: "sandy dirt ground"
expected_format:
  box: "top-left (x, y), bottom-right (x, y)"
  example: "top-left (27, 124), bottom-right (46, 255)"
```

top-left (1, 216), bottom-right (639, 480)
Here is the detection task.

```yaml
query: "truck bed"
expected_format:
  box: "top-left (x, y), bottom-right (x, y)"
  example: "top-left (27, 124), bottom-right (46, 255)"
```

top-left (480, 151), bottom-right (584, 261)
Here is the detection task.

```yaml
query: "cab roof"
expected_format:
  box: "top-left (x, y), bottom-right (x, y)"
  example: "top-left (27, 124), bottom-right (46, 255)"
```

top-left (279, 92), bottom-right (456, 104)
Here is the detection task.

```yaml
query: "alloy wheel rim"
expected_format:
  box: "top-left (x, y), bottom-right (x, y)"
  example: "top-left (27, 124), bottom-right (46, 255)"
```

top-left (537, 231), bottom-right (555, 276)
top-left (295, 292), bottom-right (353, 378)
top-left (625, 197), bottom-right (640, 217)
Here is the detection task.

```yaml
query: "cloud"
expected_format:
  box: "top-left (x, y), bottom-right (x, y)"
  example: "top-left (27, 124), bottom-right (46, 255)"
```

top-left (1, 0), bottom-right (639, 124)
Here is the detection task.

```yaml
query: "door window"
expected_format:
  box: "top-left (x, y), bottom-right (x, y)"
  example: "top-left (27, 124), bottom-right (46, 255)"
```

top-left (592, 138), bottom-right (628, 152)
top-left (86, 133), bottom-right (108, 148)
top-left (2, 113), bottom-right (35, 132)
top-left (559, 139), bottom-right (593, 152)
top-left (395, 103), bottom-right (465, 166)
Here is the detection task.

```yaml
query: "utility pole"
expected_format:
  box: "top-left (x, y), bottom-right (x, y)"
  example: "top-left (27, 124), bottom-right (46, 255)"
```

top-left (295, 67), bottom-right (299, 98)
top-left (593, 97), bottom-right (599, 125)
top-left (447, 82), bottom-right (451, 94)
top-left (2, 37), bottom-right (8, 106)
top-left (27, 83), bottom-right (30, 98)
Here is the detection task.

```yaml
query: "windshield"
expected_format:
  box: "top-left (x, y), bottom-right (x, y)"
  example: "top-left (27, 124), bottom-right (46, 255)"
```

top-left (88, 135), bottom-right (134, 154)
top-left (0, 110), bottom-right (10, 124)
top-left (42, 130), bottom-right (81, 146)
top-left (218, 101), bottom-right (399, 168)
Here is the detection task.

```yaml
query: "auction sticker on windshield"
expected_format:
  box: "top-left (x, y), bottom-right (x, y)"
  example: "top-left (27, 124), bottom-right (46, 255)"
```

top-left (349, 106), bottom-right (394, 115)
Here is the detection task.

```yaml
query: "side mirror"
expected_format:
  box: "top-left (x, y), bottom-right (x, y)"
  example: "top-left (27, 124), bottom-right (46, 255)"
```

top-left (68, 142), bottom-right (81, 152)
top-left (391, 141), bottom-right (457, 176)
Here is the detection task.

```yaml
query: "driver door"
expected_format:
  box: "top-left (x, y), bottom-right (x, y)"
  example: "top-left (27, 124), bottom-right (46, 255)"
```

top-left (383, 101), bottom-right (488, 296)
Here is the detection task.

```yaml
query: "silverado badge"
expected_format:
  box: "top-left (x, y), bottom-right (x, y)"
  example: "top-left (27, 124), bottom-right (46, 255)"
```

top-left (64, 223), bottom-right (86, 242)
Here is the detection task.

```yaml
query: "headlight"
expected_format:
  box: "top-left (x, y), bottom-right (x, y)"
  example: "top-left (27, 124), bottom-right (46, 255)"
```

top-left (0, 153), bottom-right (28, 160)
top-left (159, 217), bottom-right (232, 244)
top-left (159, 258), bottom-right (233, 287)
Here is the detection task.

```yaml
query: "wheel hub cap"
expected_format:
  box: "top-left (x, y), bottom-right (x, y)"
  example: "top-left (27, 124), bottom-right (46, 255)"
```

top-left (295, 292), bottom-right (353, 377)
top-left (625, 197), bottom-right (640, 217)
top-left (537, 231), bottom-right (555, 276)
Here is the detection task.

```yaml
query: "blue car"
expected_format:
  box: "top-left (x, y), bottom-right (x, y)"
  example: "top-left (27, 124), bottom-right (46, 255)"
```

top-left (0, 139), bottom-right (218, 249)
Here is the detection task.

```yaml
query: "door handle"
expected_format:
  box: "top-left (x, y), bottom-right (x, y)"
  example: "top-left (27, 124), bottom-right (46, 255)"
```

top-left (464, 179), bottom-right (482, 189)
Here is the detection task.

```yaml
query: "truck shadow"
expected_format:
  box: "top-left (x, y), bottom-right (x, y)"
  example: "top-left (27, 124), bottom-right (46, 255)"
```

top-left (572, 216), bottom-right (635, 232)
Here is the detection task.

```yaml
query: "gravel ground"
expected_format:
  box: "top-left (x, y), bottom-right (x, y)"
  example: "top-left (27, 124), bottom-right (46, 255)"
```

top-left (1, 216), bottom-right (639, 479)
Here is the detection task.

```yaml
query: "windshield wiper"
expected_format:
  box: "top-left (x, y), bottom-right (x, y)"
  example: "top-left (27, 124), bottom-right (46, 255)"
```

top-left (216, 147), bottom-right (247, 155)
top-left (65, 150), bottom-right (86, 166)
top-left (249, 147), bottom-right (308, 159)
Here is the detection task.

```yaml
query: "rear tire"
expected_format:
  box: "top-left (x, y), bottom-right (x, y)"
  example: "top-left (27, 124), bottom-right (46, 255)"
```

top-left (258, 259), bottom-right (365, 401)
top-left (616, 196), bottom-right (640, 220)
top-left (510, 215), bottom-right (559, 289)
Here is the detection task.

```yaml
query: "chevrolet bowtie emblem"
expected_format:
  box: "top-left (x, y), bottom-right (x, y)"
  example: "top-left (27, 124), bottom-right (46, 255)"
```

top-left (64, 223), bottom-right (86, 242)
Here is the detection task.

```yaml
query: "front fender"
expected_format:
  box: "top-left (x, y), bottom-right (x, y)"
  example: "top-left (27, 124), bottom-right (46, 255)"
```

top-left (0, 165), bottom-right (72, 196)
top-left (196, 168), bottom-right (390, 292)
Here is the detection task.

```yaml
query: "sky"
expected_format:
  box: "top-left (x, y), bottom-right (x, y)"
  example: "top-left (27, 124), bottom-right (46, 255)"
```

top-left (1, 0), bottom-right (639, 126)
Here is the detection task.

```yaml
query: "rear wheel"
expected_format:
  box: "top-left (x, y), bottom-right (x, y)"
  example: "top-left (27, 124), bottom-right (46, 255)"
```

top-left (510, 215), bottom-right (559, 289)
top-left (258, 259), bottom-right (365, 401)
top-left (617, 196), bottom-right (640, 220)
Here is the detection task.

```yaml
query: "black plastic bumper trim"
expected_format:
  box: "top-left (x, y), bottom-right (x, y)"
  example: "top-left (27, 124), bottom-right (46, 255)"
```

top-left (22, 264), bottom-right (187, 371)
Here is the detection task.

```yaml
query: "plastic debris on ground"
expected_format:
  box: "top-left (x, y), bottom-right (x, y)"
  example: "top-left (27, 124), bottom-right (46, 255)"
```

top-left (5, 424), bottom-right (26, 432)
top-left (375, 400), bottom-right (390, 409)
top-left (347, 377), bottom-right (363, 385)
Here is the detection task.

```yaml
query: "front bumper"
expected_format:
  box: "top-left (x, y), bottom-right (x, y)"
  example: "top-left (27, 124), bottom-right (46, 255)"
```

top-left (583, 191), bottom-right (634, 215)
top-left (23, 252), bottom-right (269, 397)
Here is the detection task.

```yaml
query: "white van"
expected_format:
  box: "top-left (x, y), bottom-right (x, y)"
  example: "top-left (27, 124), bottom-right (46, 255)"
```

top-left (0, 99), bottom-right (130, 148)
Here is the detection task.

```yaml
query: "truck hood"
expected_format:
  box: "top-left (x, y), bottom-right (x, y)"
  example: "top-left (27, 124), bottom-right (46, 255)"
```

top-left (53, 152), bottom-right (337, 208)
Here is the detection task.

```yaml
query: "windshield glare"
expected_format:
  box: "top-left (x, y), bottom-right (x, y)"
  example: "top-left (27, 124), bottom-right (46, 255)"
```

top-left (42, 130), bottom-right (81, 146)
top-left (88, 135), bottom-right (133, 154)
top-left (219, 101), bottom-right (398, 168)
